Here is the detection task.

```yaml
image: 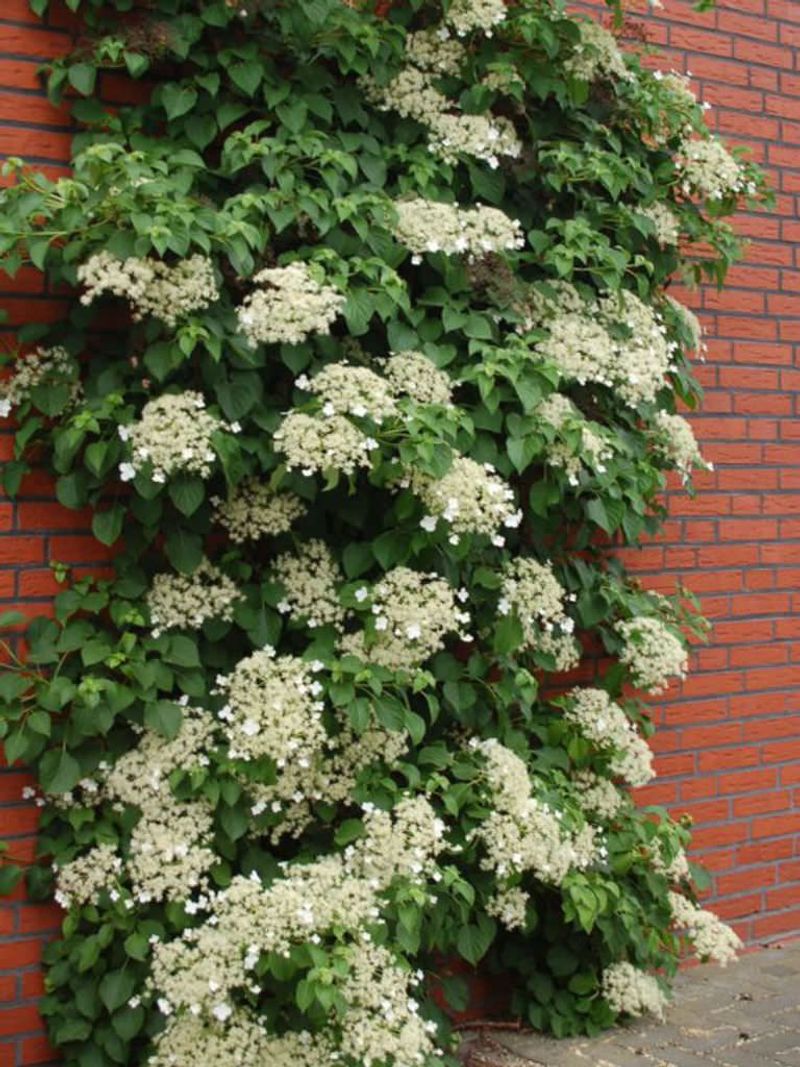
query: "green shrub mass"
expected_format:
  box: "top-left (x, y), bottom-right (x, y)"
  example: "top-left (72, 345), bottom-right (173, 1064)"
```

top-left (0, 0), bottom-right (769, 1063)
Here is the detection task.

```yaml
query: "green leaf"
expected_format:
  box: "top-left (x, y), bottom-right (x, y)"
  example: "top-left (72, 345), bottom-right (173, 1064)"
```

top-left (68, 63), bottom-right (97, 96)
top-left (39, 749), bottom-right (81, 793)
top-left (457, 914), bottom-right (496, 965)
top-left (229, 62), bottom-right (262, 96)
top-left (165, 528), bottom-right (204, 574)
top-left (161, 84), bottom-right (198, 120)
top-left (100, 970), bottom-right (136, 1013)
top-left (169, 477), bottom-right (205, 517)
top-left (0, 865), bottom-right (22, 895)
top-left (92, 506), bottom-right (124, 546)
top-left (547, 944), bottom-right (579, 977)
top-left (144, 701), bottom-right (183, 739)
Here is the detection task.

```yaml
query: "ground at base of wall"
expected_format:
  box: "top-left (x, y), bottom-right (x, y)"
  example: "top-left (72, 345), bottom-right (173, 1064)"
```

top-left (460, 940), bottom-right (800, 1067)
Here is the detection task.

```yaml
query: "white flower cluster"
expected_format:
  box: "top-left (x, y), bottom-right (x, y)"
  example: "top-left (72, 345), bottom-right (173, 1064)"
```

top-left (340, 567), bottom-right (470, 671)
top-left (405, 28), bottom-right (464, 76)
top-left (0, 345), bottom-right (79, 418)
top-left (445, 0), bottom-right (507, 36)
top-left (274, 411), bottom-right (378, 476)
top-left (651, 842), bottom-right (690, 882)
top-left (338, 942), bottom-right (437, 1066)
top-left (408, 456), bottom-right (521, 543)
top-left (658, 70), bottom-right (699, 115)
top-left (382, 350), bottom-right (453, 406)
top-left (667, 295), bottom-right (705, 353)
top-left (564, 20), bottom-right (632, 84)
top-left (563, 688), bottom-right (655, 788)
top-left (77, 251), bottom-right (219, 327)
top-left (601, 962), bottom-right (667, 1020)
top-left (472, 738), bottom-right (597, 886)
top-left (572, 769), bottom-right (626, 822)
top-left (249, 722), bottom-right (409, 844)
top-left (393, 198), bottom-right (524, 262)
top-left (297, 362), bottom-right (398, 422)
top-left (54, 844), bottom-right (123, 909)
top-left (539, 397), bottom-right (613, 486)
top-left (104, 706), bottom-right (218, 903)
top-left (148, 1012), bottom-right (332, 1067)
top-left (211, 480), bottom-right (306, 542)
top-left (669, 892), bottom-right (741, 966)
top-left (236, 262), bottom-right (344, 347)
top-left (638, 202), bottom-right (681, 247)
top-left (273, 539), bottom-right (346, 630)
top-left (149, 797), bottom-right (446, 1038)
top-left (216, 648), bottom-right (326, 767)
top-left (652, 411), bottom-right (708, 481)
top-left (533, 288), bottom-right (678, 407)
top-left (147, 559), bottom-right (241, 636)
top-left (617, 617), bottom-right (688, 694)
top-left (499, 558), bottom-right (580, 670)
top-left (121, 391), bottom-right (223, 483)
top-left (486, 884), bottom-right (529, 931)
top-left (364, 29), bottom-right (521, 168)
top-left (678, 138), bottom-right (756, 201)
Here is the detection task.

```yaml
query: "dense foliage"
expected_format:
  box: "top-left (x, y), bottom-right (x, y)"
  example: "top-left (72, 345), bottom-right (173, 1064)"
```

top-left (0, 0), bottom-right (769, 1064)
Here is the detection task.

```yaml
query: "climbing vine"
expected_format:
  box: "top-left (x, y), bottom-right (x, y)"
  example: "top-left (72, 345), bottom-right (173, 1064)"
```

top-left (0, 0), bottom-right (769, 1063)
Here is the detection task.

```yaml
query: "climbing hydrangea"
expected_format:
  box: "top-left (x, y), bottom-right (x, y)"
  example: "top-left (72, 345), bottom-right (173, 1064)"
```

top-left (0, 0), bottom-right (767, 1057)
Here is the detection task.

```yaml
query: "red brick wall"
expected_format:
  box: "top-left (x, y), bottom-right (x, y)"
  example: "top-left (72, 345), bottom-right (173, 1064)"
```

top-left (0, 0), bottom-right (798, 1061)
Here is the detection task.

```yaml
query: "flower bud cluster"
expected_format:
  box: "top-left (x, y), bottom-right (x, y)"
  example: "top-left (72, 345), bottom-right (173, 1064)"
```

top-left (298, 361), bottom-right (398, 422)
top-left (669, 891), bottom-right (741, 965)
top-left (563, 687), bottom-right (655, 788)
top-left (638, 202), bottom-right (681, 247)
top-left (616, 616), bottom-right (689, 693)
top-left (147, 559), bottom-right (241, 636)
top-left (103, 706), bottom-right (218, 903)
top-left (601, 962), bottom-right (667, 1020)
top-left (212, 481), bottom-right (306, 542)
top-left (340, 566), bottom-right (470, 671)
top-left (274, 411), bottom-right (378, 476)
top-left (381, 350), bottom-right (454, 406)
top-left (564, 21), bottom-right (632, 84)
top-left (215, 648), bottom-right (326, 767)
top-left (572, 769), bottom-right (627, 821)
top-left (445, 0), bottom-right (507, 36)
top-left (678, 137), bottom-right (756, 201)
top-left (236, 262), bottom-right (344, 346)
top-left (78, 251), bottom-right (219, 327)
top-left (532, 288), bottom-right (678, 407)
top-left (393, 198), bottom-right (524, 261)
top-left (499, 558), bottom-right (580, 669)
top-left (408, 456), bottom-right (521, 543)
top-left (363, 27), bottom-right (521, 168)
top-left (121, 391), bottom-right (224, 483)
top-left (486, 884), bottom-right (529, 931)
top-left (651, 411), bottom-right (708, 481)
top-left (54, 844), bottom-right (123, 909)
top-left (0, 346), bottom-right (80, 417)
top-left (273, 539), bottom-right (346, 630)
top-left (472, 738), bottom-right (597, 886)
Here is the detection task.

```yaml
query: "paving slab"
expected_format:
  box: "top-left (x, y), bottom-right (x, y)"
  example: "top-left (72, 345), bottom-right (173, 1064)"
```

top-left (460, 940), bottom-right (800, 1067)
